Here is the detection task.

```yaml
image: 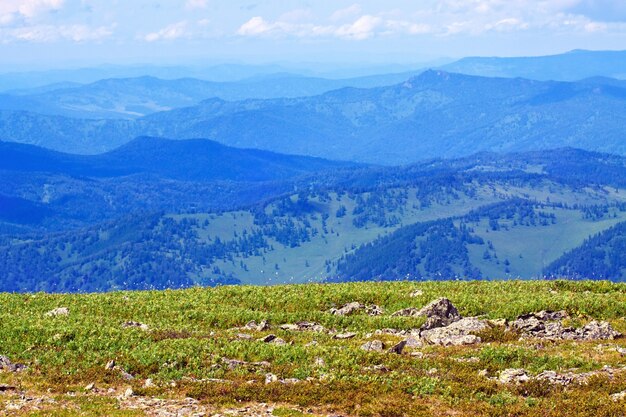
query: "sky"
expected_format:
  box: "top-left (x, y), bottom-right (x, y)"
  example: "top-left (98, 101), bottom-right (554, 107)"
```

top-left (1, 0), bottom-right (626, 70)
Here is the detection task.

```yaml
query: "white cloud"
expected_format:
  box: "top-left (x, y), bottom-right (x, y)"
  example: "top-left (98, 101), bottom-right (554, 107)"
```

top-left (330, 4), bottom-right (362, 22)
top-left (237, 16), bottom-right (273, 36)
top-left (144, 21), bottom-right (189, 42)
top-left (335, 15), bottom-right (382, 40)
top-left (0, 0), bottom-right (64, 25)
top-left (3, 23), bottom-right (113, 42)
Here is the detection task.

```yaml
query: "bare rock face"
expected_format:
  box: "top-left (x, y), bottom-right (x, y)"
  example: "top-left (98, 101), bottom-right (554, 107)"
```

top-left (245, 320), bottom-right (270, 331)
top-left (421, 317), bottom-right (489, 346)
top-left (0, 356), bottom-right (27, 372)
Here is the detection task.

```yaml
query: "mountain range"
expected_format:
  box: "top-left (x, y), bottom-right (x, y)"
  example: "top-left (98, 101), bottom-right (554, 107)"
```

top-left (1, 70), bottom-right (625, 162)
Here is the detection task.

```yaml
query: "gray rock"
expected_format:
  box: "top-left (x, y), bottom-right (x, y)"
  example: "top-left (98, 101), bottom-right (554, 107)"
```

top-left (105, 360), bottom-right (116, 370)
top-left (410, 289), bottom-right (424, 297)
top-left (360, 340), bottom-right (384, 352)
top-left (45, 307), bottom-right (69, 317)
top-left (388, 340), bottom-right (407, 355)
top-left (420, 317), bottom-right (488, 346)
top-left (330, 302), bottom-right (364, 316)
top-left (264, 373), bottom-right (278, 384)
top-left (404, 336), bottom-right (423, 349)
top-left (499, 368), bottom-right (530, 384)
top-left (330, 302), bottom-right (383, 316)
top-left (611, 391), bottom-right (626, 402)
top-left (333, 332), bottom-right (357, 340)
top-left (392, 298), bottom-right (461, 330)
top-left (258, 334), bottom-right (277, 343)
top-left (577, 321), bottom-right (622, 340)
top-left (0, 356), bottom-right (27, 373)
top-left (511, 312), bottom-right (621, 341)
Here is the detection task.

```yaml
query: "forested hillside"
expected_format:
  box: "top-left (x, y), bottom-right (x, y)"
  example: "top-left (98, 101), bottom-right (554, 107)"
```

top-left (3, 144), bottom-right (626, 291)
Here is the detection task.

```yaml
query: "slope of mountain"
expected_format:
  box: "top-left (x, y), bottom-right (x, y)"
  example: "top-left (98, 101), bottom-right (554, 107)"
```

top-left (545, 222), bottom-right (626, 280)
top-left (441, 49), bottom-right (626, 81)
top-left (2, 71), bottom-right (625, 162)
top-left (3, 147), bottom-right (626, 291)
top-left (0, 72), bottom-right (423, 119)
top-left (0, 136), bottom-right (356, 182)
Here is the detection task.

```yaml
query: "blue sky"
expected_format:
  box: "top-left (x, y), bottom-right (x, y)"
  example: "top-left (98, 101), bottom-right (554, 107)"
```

top-left (2, 0), bottom-right (626, 69)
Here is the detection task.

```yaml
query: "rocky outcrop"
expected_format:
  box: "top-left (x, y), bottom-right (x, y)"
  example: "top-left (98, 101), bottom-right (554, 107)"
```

top-left (392, 298), bottom-right (461, 330)
top-left (497, 365), bottom-right (626, 386)
top-left (510, 311), bottom-right (621, 341)
top-left (420, 317), bottom-right (489, 346)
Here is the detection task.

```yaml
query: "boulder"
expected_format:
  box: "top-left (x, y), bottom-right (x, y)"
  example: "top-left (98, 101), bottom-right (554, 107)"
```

top-left (392, 298), bottom-right (461, 330)
top-left (45, 307), bottom-right (69, 317)
top-left (499, 368), bottom-right (530, 384)
top-left (333, 332), bottom-right (357, 340)
top-left (360, 340), bottom-right (384, 352)
top-left (420, 317), bottom-right (488, 346)
top-left (388, 340), bottom-right (407, 355)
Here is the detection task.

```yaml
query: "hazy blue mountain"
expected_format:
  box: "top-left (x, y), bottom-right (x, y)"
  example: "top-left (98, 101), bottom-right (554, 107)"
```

top-left (0, 71), bottom-right (425, 119)
top-left (2, 70), bottom-right (626, 163)
top-left (3, 147), bottom-right (626, 291)
top-left (441, 49), bottom-right (626, 81)
top-left (0, 136), bottom-right (355, 182)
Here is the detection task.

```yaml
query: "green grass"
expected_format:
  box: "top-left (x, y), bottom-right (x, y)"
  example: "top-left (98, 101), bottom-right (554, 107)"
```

top-left (1, 281), bottom-right (626, 416)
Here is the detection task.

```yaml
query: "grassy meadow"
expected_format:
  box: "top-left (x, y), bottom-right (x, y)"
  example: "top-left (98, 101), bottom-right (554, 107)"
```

top-left (0, 280), bottom-right (625, 416)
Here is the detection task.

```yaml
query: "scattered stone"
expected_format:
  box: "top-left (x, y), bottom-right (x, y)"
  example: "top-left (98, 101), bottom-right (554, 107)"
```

top-left (271, 337), bottom-right (287, 346)
top-left (143, 379), bottom-right (155, 388)
top-left (123, 388), bottom-right (134, 398)
top-left (360, 340), bottom-right (384, 352)
top-left (499, 368), bottom-right (530, 384)
top-left (45, 307), bottom-right (69, 317)
top-left (84, 383), bottom-right (95, 391)
top-left (388, 340), bottom-right (407, 355)
top-left (280, 378), bottom-right (300, 384)
top-left (420, 317), bottom-right (489, 346)
top-left (333, 332), bottom-right (356, 340)
top-left (265, 373), bottom-right (278, 384)
top-left (121, 321), bottom-right (149, 331)
top-left (104, 360), bottom-right (116, 370)
top-left (118, 369), bottom-right (135, 381)
top-left (410, 289), bottom-right (424, 297)
top-left (314, 357), bottom-right (326, 367)
top-left (0, 384), bottom-right (17, 392)
top-left (616, 347), bottom-right (626, 356)
top-left (236, 333), bottom-right (253, 340)
top-left (0, 355), bottom-right (27, 372)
